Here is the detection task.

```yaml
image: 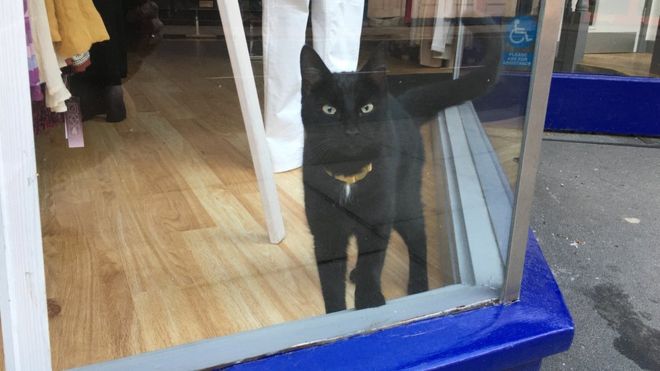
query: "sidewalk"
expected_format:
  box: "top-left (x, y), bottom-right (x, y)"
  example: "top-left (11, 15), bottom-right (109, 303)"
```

top-left (532, 133), bottom-right (660, 370)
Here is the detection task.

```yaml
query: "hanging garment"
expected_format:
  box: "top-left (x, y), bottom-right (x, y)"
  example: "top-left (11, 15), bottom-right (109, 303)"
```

top-left (24, 0), bottom-right (43, 101)
top-left (29, 0), bottom-right (71, 112)
top-left (45, 0), bottom-right (109, 60)
top-left (431, 0), bottom-right (456, 55)
top-left (409, 0), bottom-right (455, 67)
top-left (32, 89), bottom-right (64, 134)
top-left (262, 0), bottom-right (365, 173)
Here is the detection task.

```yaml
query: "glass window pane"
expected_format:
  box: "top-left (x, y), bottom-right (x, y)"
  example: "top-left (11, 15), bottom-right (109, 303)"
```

top-left (34, 0), bottom-right (547, 368)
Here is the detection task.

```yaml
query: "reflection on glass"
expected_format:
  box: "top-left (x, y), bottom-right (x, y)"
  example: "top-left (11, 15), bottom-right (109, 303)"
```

top-left (35, 1), bottom-right (538, 368)
top-left (555, 0), bottom-right (660, 77)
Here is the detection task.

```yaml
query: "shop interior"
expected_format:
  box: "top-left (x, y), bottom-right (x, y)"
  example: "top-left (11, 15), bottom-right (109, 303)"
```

top-left (18, 0), bottom-right (532, 369)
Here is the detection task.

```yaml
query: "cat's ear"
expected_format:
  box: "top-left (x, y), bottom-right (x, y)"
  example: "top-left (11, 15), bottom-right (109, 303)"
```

top-left (301, 45), bottom-right (331, 94)
top-left (360, 42), bottom-right (388, 89)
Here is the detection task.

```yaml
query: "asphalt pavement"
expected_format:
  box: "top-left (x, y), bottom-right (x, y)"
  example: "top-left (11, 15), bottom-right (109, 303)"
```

top-left (533, 133), bottom-right (660, 371)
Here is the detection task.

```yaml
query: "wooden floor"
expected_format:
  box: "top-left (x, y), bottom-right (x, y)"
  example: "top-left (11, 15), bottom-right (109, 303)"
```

top-left (580, 52), bottom-right (658, 77)
top-left (20, 39), bottom-right (521, 370)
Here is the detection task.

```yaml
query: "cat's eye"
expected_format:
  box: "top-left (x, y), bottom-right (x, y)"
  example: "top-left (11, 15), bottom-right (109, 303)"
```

top-left (322, 104), bottom-right (337, 115)
top-left (361, 103), bottom-right (374, 114)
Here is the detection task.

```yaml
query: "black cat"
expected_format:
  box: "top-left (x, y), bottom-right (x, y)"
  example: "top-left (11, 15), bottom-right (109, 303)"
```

top-left (300, 17), bottom-right (502, 313)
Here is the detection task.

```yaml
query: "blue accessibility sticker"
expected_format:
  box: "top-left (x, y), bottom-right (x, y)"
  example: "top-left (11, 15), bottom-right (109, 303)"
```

top-left (502, 16), bottom-right (538, 67)
top-left (502, 51), bottom-right (535, 67)
top-left (506, 16), bottom-right (537, 49)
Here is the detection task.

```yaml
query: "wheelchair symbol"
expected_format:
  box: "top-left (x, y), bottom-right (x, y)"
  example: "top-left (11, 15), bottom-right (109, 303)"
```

top-left (509, 19), bottom-right (533, 45)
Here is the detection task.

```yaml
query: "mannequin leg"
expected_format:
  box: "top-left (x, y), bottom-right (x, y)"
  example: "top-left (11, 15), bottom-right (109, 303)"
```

top-left (311, 0), bottom-right (365, 72)
top-left (262, 0), bottom-right (310, 173)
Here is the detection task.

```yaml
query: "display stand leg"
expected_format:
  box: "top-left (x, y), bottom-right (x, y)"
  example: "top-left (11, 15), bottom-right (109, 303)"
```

top-left (215, 0), bottom-right (286, 244)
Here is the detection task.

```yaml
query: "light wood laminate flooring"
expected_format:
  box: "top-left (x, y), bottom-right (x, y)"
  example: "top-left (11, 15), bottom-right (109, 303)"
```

top-left (25, 39), bottom-right (521, 370)
top-left (580, 52), bottom-right (658, 77)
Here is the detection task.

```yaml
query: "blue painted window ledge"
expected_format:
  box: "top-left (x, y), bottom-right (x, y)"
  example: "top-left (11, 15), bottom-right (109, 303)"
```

top-left (227, 232), bottom-right (574, 370)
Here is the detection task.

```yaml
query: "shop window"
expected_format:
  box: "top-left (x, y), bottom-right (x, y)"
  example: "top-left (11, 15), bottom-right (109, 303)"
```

top-left (10, 0), bottom-right (557, 368)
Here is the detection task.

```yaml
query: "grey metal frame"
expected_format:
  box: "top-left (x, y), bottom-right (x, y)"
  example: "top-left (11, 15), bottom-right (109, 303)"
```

top-left (437, 104), bottom-right (506, 288)
top-left (71, 285), bottom-right (498, 370)
top-left (502, 0), bottom-right (565, 303)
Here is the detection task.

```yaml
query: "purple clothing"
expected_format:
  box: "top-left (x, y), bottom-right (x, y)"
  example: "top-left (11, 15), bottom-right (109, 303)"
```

top-left (32, 93), bottom-right (64, 134)
top-left (24, 0), bottom-right (43, 101)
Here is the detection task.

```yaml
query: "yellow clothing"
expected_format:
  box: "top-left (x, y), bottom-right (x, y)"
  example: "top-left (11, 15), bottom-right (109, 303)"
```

top-left (45, 0), bottom-right (109, 59)
top-left (44, 0), bottom-right (60, 42)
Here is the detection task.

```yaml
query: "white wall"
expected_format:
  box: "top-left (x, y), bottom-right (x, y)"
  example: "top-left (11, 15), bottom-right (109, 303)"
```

top-left (571, 0), bottom-right (659, 42)
top-left (587, 0), bottom-right (645, 34)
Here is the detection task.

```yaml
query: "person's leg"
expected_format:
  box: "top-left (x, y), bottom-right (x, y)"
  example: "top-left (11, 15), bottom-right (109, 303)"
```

top-left (262, 0), bottom-right (310, 173)
top-left (311, 0), bottom-right (364, 72)
top-left (72, 0), bottom-right (127, 122)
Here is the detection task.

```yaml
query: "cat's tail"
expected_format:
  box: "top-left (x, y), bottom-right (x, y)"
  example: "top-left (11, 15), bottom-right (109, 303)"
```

top-left (397, 15), bottom-right (503, 121)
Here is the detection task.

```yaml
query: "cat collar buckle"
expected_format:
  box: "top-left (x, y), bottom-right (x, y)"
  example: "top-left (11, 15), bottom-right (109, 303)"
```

top-left (324, 163), bottom-right (373, 185)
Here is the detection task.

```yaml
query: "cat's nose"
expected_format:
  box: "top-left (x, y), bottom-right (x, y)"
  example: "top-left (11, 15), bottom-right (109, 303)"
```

top-left (345, 126), bottom-right (360, 136)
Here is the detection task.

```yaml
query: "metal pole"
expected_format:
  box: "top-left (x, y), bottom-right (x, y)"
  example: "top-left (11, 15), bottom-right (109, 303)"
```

top-left (195, 8), bottom-right (200, 36)
top-left (651, 22), bottom-right (660, 75)
top-left (570, 0), bottom-right (591, 69)
top-left (555, 0), bottom-right (590, 72)
top-left (501, 0), bottom-right (564, 303)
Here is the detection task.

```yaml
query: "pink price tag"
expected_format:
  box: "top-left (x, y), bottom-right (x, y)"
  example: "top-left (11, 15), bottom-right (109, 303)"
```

top-left (64, 97), bottom-right (84, 148)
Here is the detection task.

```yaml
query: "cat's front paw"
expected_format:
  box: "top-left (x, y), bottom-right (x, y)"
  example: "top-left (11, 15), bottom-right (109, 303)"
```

top-left (325, 303), bottom-right (347, 314)
top-left (408, 278), bottom-right (429, 295)
top-left (355, 289), bottom-right (386, 310)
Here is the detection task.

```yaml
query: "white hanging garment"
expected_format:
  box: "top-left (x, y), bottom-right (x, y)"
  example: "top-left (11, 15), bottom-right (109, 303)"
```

top-left (29, 0), bottom-right (71, 112)
top-left (432, 0), bottom-right (458, 54)
top-left (262, 0), bottom-right (365, 173)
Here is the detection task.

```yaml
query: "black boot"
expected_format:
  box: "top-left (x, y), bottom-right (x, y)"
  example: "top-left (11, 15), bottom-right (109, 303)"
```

top-left (105, 85), bottom-right (126, 122)
top-left (70, 76), bottom-right (105, 121)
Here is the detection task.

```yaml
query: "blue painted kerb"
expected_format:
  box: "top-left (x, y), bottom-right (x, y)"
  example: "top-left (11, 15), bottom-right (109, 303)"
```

top-left (228, 233), bottom-right (575, 370)
top-left (473, 72), bottom-right (660, 137)
top-left (545, 73), bottom-right (660, 137)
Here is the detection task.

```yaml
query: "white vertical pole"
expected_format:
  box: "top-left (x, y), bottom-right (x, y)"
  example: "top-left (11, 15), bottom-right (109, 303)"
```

top-left (216, 0), bottom-right (286, 244)
top-left (0, 1), bottom-right (53, 370)
top-left (453, 0), bottom-right (468, 79)
top-left (195, 9), bottom-right (201, 37)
